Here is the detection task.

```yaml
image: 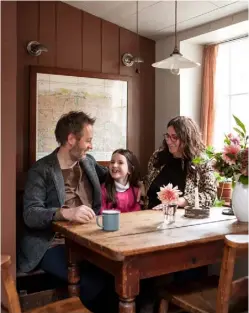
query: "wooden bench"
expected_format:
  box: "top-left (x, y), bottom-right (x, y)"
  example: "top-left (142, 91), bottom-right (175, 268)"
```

top-left (2, 255), bottom-right (91, 313)
top-left (16, 173), bottom-right (66, 311)
top-left (158, 234), bottom-right (248, 313)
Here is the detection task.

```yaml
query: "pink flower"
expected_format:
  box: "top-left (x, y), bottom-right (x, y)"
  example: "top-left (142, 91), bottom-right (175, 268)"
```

top-left (227, 133), bottom-right (240, 145)
top-left (157, 183), bottom-right (182, 204)
top-left (222, 144), bottom-right (241, 165)
top-left (239, 148), bottom-right (248, 176)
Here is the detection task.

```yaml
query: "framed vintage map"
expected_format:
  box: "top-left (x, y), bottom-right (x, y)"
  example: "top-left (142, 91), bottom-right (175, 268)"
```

top-left (29, 67), bottom-right (130, 165)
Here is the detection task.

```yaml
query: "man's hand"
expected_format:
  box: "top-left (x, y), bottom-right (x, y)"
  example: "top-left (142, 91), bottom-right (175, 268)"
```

top-left (61, 205), bottom-right (95, 223)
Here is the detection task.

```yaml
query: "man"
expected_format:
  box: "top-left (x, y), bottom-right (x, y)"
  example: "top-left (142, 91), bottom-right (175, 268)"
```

top-left (18, 111), bottom-right (109, 311)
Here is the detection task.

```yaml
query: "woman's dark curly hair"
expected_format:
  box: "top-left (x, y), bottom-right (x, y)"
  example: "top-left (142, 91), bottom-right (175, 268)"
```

top-left (155, 116), bottom-right (205, 169)
top-left (105, 149), bottom-right (141, 208)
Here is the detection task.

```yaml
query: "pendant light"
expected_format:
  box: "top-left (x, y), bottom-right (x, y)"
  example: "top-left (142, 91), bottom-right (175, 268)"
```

top-left (152, 0), bottom-right (200, 75)
top-left (122, 1), bottom-right (144, 73)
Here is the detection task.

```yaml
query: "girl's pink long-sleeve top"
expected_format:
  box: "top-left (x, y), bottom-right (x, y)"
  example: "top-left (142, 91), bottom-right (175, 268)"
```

top-left (100, 184), bottom-right (141, 214)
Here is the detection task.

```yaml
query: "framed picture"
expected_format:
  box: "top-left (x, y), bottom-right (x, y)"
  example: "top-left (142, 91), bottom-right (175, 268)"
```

top-left (29, 66), bottom-right (131, 166)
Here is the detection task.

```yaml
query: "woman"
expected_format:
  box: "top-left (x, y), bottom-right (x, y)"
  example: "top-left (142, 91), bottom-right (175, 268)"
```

top-left (144, 116), bottom-right (216, 209)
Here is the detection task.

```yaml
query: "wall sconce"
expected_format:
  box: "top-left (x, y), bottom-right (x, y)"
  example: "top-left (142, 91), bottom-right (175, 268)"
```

top-left (27, 41), bottom-right (48, 56)
top-left (122, 53), bottom-right (143, 67)
top-left (122, 53), bottom-right (144, 73)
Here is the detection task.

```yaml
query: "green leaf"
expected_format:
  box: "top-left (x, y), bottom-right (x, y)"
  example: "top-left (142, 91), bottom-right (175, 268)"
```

top-left (224, 138), bottom-right (231, 145)
top-left (233, 115), bottom-right (246, 134)
top-left (214, 172), bottom-right (225, 182)
top-left (214, 199), bottom-right (225, 207)
top-left (206, 151), bottom-right (214, 159)
top-left (238, 175), bottom-right (248, 185)
top-left (233, 127), bottom-right (245, 138)
top-left (204, 146), bottom-right (214, 158)
top-left (226, 153), bottom-right (237, 160)
top-left (206, 146), bottom-right (214, 152)
top-left (244, 136), bottom-right (249, 148)
top-left (192, 156), bottom-right (204, 165)
top-left (232, 180), bottom-right (236, 188)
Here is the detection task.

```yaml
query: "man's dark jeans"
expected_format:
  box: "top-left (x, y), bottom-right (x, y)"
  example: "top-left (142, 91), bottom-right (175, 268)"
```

top-left (40, 245), bottom-right (114, 312)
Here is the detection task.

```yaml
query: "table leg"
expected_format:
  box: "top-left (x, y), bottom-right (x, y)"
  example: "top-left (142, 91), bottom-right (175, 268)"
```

top-left (119, 297), bottom-right (136, 313)
top-left (115, 262), bottom-right (139, 313)
top-left (68, 262), bottom-right (80, 297)
top-left (66, 239), bottom-right (81, 297)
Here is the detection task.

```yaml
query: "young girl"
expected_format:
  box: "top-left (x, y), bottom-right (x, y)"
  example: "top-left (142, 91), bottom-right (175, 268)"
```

top-left (100, 149), bottom-right (141, 213)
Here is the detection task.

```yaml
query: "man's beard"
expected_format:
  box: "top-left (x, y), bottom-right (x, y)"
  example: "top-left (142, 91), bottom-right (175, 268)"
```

top-left (69, 144), bottom-right (85, 161)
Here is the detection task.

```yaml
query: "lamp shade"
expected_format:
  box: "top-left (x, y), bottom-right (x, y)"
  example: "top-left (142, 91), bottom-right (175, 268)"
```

top-left (152, 52), bottom-right (200, 69)
top-left (152, 0), bottom-right (201, 73)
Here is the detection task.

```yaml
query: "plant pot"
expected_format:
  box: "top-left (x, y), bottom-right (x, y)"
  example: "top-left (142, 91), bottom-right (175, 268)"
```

top-left (232, 182), bottom-right (248, 222)
top-left (217, 182), bottom-right (232, 203)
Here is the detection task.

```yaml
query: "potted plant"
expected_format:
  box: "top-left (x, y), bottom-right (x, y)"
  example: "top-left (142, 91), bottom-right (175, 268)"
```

top-left (194, 115), bottom-right (248, 221)
top-left (216, 174), bottom-right (232, 206)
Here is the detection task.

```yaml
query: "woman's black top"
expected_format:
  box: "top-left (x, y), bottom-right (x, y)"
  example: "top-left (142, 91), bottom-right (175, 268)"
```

top-left (147, 153), bottom-right (187, 209)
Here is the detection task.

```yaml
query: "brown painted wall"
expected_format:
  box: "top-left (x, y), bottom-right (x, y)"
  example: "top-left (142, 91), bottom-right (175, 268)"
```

top-left (16, 1), bottom-right (155, 176)
top-left (1, 1), bottom-right (17, 274)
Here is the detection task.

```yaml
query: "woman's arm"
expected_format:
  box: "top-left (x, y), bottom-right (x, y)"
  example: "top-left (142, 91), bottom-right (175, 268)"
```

top-left (143, 150), bottom-right (160, 192)
top-left (184, 162), bottom-right (217, 207)
top-left (177, 197), bottom-right (188, 207)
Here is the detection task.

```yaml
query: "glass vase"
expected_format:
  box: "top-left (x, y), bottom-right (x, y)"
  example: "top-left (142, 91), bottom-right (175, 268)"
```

top-left (157, 203), bottom-right (178, 229)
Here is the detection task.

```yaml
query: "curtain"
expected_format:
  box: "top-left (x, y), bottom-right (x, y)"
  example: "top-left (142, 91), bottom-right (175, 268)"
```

top-left (200, 44), bottom-right (218, 146)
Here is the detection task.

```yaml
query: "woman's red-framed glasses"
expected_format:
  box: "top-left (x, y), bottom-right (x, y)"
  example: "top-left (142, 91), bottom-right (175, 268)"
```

top-left (164, 133), bottom-right (179, 142)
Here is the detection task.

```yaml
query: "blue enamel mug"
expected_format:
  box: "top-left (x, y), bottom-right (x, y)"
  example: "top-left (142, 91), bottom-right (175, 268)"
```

top-left (96, 210), bottom-right (120, 231)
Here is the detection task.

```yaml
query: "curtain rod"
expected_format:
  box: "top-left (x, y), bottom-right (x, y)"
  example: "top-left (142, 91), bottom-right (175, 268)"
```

top-left (208, 34), bottom-right (248, 46)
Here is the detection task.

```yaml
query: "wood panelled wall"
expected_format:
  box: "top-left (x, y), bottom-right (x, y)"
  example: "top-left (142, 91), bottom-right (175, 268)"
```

top-left (16, 1), bottom-right (155, 176)
top-left (1, 0), bottom-right (17, 276)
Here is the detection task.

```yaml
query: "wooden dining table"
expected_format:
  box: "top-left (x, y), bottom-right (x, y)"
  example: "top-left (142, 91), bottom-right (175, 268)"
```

top-left (53, 208), bottom-right (248, 313)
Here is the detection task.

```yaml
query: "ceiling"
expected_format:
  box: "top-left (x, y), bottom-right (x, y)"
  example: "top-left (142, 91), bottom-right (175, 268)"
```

top-left (64, 1), bottom-right (248, 40)
top-left (186, 19), bottom-right (248, 44)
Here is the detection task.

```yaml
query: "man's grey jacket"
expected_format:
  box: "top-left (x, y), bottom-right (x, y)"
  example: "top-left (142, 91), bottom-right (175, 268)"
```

top-left (18, 149), bottom-right (107, 272)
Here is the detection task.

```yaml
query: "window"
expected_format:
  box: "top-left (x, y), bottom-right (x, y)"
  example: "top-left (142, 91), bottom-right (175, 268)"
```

top-left (213, 37), bottom-right (249, 150)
